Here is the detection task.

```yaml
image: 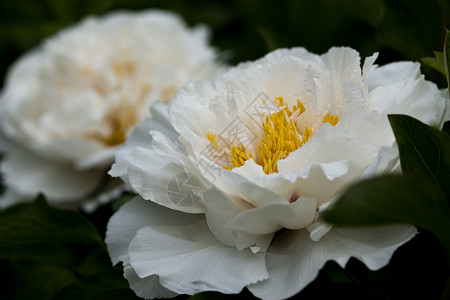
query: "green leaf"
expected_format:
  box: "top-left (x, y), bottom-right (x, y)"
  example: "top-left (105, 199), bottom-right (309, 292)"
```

top-left (2, 259), bottom-right (78, 300)
top-left (322, 174), bottom-right (448, 227)
top-left (422, 51), bottom-right (446, 75)
top-left (388, 114), bottom-right (450, 201)
top-left (322, 174), bottom-right (450, 263)
top-left (0, 195), bottom-right (103, 255)
top-left (52, 272), bottom-right (139, 300)
top-left (0, 195), bottom-right (122, 299)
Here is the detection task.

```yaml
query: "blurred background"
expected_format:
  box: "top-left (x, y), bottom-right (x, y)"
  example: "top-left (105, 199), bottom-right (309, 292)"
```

top-left (0, 0), bottom-right (449, 87)
top-left (0, 0), bottom-right (449, 299)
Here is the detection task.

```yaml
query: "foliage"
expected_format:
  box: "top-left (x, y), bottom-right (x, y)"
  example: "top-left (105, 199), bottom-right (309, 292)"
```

top-left (0, 195), bottom-right (140, 300)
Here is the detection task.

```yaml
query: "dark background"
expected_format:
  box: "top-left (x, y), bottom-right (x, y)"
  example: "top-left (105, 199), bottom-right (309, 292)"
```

top-left (0, 0), bottom-right (449, 87)
top-left (0, 0), bottom-right (449, 299)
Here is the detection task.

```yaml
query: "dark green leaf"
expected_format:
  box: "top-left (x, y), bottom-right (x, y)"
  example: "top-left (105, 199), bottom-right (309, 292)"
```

top-left (74, 248), bottom-right (114, 277)
top-left (2, 259), bottom-right (78, 300)
top-left (388, 114), bottom-right (450, 201)
top-left (0, 195), bottom-right (103, 255)
top-left (322, 174), bottom-right (448, 228)
top-left (0, 195), bottom-right (120, 299)
top-left (52, 273), bottom-right (139, 300)
top-left (422, 51), bottom-right (446, 75)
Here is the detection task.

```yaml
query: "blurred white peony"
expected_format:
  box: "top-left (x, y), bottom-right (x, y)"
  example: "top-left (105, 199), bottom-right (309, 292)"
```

top-left (0, 9), bottom-right (220, 210)
top-left (106, 47), bottom-right (449, 299)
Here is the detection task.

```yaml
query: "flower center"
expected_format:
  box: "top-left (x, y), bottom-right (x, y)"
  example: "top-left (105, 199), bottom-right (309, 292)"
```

top-left (95, 101), bottom-right (138, 146)
top-left (207, 96), bottom-right (339, 174)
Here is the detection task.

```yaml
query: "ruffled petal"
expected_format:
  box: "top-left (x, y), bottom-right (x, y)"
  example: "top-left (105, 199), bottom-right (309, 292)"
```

top-left (248, 224), bottom-right (416, 300)
top-left (129, 220), bottom-right (269, 296)
top-left (112, 130), bottom-right (208, 213)
top-left (123, 265), bottom-right (178, 299)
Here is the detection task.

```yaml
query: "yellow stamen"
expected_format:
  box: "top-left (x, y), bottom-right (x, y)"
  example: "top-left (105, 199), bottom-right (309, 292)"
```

top-left (206, 96), bottom-right (340, 174)
top-left (323, 113), bottom-right (339, 126)
top-left (98, 102), bottom-right (137, 146)
top-left (206, 132), bottom-right (219, 149)
top-left (303, 127), bottom-right (313, 144)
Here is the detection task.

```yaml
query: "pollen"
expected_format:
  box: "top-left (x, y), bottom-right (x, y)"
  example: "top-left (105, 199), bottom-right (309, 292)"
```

top-left (206, 96), bottom-right (339, 174)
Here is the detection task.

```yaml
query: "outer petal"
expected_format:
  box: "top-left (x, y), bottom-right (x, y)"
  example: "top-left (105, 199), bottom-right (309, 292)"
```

top-left (0, 143), bottom-right (104, 205)
top-left (248, 225), bottom-right (416, 300)
top-left (105, 196), bottom-right (201, 265)
top-left (123, 264), bottom-right (178, 299)
top-left (112, 129), bottom-right (208, 213)
top-left (368, 76), bottom-right (447, 128)
top-left (129, 220), bottom-right (269, 296)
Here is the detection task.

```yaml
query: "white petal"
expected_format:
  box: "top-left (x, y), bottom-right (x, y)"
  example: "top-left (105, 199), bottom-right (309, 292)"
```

top-left (336, 107), bottom-right (395, 149)
top-left (1, 143), bottom-right (104, 203)
top-left (203, 187), bottom-right (249, 247)
top-left (111, 101), bottom-right (178, 179)
top-left (248, 230), bottom-right (326, 300)
top-left (306, 220), bottom-right (333, 242)
top-left (368, 76), bottom-right (447, 128)
top-left (105, 196), bottom-right (201, 265)
top-left (368, 61), bottom-right (421, 91)
top-left (113, 131), bottom-right (208, 213)
top-left (225, 197), bottom-right (317, 234)
top-left (231, 158), bottom-right (265, 178)
top-left (278, 124), bottom-right (377, 173)
top-left (254, 161), bottom-right (364, 207)
top-left (169, 80), bottom-right (219, 155)
top-left (321, 47), bottom-right (364, 111)
top-left (248, 224), bottom-right (416, 300)
top-left (129, 220), bottom-right (269, 295)
top-left (203, 187), bottom-right (274, 253)
top-left (123, 265), bottom-right (178, 299)
top-left (361, 143), bottom-right (399, 178)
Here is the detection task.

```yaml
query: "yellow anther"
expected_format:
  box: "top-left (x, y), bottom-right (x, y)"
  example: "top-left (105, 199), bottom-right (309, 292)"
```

top-left (303, 127), bottom-right (313, 144)
top-left (206, 132), bottom-right (219, 149)
top-left (323, 113), bottom-right (339, 126)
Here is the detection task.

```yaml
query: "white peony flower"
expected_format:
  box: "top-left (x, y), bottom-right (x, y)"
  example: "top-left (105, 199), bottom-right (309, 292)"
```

top-left (0, 9), bottom-right (219, 210)
top-left (106, 47), bottom-right (449, 299)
